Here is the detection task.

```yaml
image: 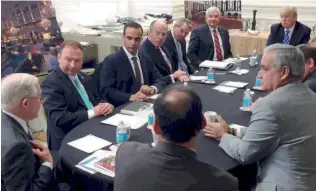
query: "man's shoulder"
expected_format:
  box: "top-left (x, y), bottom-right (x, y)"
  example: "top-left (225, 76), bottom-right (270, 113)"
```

top-left (296, 21), bottom-right (311, 33)
top-left (117, 142), bottom-right (151, 156)
top-left (270, 23), bottom-right (282, 32)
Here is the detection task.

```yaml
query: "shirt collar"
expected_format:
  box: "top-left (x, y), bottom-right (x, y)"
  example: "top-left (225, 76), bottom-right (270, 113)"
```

top-left (68, 74), bottom-right (78, 81)
top-left (284, 23), bottom-right (296, 33)
top-left (2, 110), bottom-right (28, 133)
top-left (123, 46), bottom-right (138, 60)
top-left (208, 26), bottom-right (218, 32)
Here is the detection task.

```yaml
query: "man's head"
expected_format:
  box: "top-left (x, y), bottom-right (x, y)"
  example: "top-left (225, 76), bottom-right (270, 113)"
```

top-left (309, 36), bottom-right (316, 47)
top-left (153, 85), bottom-right (206, 145)
top-left (148, 19), bottom-right (168, 47)
top-left (122, 22), bottom-right (143, 55)
top-left (58, 40), bottom-right (83, 76)
top-left (297, 44), bottom-right (316, 80)
top-left (172, 18), bottom-right (192, 41)
top-left (280, 7), bottom-right (297, 29)
top-left (258, 44), bottom-right (305, 92)
top-left (205, 7), bottom-right (221, 28)
top-left (1, 73), bottom-right (42, 121)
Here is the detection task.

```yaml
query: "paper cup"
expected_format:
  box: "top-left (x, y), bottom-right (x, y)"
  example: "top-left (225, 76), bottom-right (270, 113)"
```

top-left (204, 111), bottom-right (217, 123)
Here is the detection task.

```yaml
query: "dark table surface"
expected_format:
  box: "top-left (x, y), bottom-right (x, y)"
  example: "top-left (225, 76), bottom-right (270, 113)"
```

top-left (59, 62), bottom-right (267, 184)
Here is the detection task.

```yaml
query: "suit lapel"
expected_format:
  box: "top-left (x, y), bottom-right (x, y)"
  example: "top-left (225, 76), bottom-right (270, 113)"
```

top-left (162, 45), bottom-right (175, 72)
top-left (290, 23), bottom-right (299, 45)
top-left (203, 25), bottom-right (214, 60)
top-left (120, 49), bottom-right (137, 81)
top-left (278, 25), bottom-right (285, 44)
top-left (138, 54), bottom-right (149, 84)
top-left (218, 28), bottom-right (226, 58)
top-left (146, 39), bottom-right (171, 75)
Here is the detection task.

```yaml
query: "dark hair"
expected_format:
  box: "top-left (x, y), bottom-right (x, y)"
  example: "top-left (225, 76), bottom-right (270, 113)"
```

top-left (60, 40), bottom-right (83, 54)
top-left (123, 22), bottom-right (143, 36)
top-left (297, 44), bottom-right (316, 66)
top-left (50, 48), bottom-right (58, 57)
top-left (153, 84), bottom-right (204, 143)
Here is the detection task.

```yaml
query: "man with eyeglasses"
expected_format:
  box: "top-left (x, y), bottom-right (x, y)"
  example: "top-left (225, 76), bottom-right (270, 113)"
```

top-left (1, 73), bottom-right (60, 191)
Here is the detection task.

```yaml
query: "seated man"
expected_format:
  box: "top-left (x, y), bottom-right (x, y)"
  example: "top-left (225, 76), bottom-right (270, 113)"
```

top-left (115, 85), bottom-right (238, 191)
top-left (100, 22), bottom-right (167, 107)
top-left (205, 44), bottom-right (316, 190)
top-left (140, 20), bottom-right (189, 83)
top-left (42, 40), bottom-right (114, 150)
top-left (267, 7), bottom-right (311, 46)
top-left (1, 73), bottom-right (59, 191)
top-left (187, 7), bottom-right (232, 68)
top-left (298, 45), bottom-right (316, 92)
top-left (163, 18), bottom-right (197, 74)
top-left (309, 36), bottom-right (316, 47)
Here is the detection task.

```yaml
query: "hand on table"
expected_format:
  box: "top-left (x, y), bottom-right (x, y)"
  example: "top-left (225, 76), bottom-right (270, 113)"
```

top-left (98, 103), bottom-right (114, 116)
top-left (178, 75), bottom-right (191, 82)
top-left (130, 91), bottom-right (148, 101)
top-left (140, 85), bottom-right (155, 95)
top-left (203, 115), bottom-right (229, 141)
top-left (172, 70), bottom-right (187, 80)
top-left (30, 140), bottom-right (53, 164)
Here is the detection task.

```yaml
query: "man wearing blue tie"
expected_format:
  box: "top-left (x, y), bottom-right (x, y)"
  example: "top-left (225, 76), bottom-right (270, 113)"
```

top-left (41, 40), bottom-right (114, 150)
top-left (267, 6), bottom-right (311, 46)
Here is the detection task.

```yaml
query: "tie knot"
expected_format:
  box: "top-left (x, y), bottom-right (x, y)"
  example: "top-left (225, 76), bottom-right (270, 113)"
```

top-left (286, 29), bottom-right (290, 33)
top-left (213, 29), bottom-right (217, 33)
top-left (131, 56), bottom-right (137, 62)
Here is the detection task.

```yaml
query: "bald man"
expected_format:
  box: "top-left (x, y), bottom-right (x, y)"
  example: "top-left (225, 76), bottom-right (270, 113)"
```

top-left (140, 20), bottom-right (190, 84)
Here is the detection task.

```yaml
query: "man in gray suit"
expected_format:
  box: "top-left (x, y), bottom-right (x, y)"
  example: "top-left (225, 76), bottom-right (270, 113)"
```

top-left (1, 73), bottom-right (59, 191)
top-left (204, 44), bottom-right (316, 190)
top-left (114, 85), bottom-right (238, 191)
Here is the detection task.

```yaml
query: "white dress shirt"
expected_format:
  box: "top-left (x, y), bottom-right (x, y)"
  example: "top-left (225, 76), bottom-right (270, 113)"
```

top-left (68, 74), bottom-right (95, 119)
top-left (284, 23), bottom-right (296, 40)
top-left (208, 26), bottom-right (224, 61)
top-left (2, 110), bottom-right (53, 170)
top-left (122, 46), bottom-right (144, 84)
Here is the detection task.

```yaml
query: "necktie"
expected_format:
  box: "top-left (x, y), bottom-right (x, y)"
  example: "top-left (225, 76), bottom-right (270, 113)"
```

top-left (213, 29), bottom-right (223, 61)
top-left (175, 41), bottom-right (188, 73)
top-left (73, 76), bottom-right (93, 110)
top-left (26, 122), bottom-right (34, 140)
top-left (159, 47), bottom-right (172, 73)
top-left (131, 57), bottom-right (142, 86)
top-left (283, 29), bottom-right (290, 45)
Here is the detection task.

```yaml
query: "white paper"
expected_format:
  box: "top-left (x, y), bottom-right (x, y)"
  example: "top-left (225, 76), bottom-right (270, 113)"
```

top-left (199, 60), bottom-right (232, 69)
top-left (224, 57), bottom-right (249, 63)
top-left (190, 76), bottom-right (207, 81)
top-left (101, 113), bottom-right (147, 129)
top-left (230, 69), bottom-right (249, 75)
top-left (213, 86), bottom-right (237, 94)
top-left (223, 81), bottom-right (248, 88)
top-left (68, 134), bottom-right (112, 153)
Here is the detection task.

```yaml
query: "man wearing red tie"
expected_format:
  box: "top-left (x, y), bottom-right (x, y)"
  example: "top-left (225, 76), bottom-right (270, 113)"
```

top-left (188, 7), bottom-right (233, 69)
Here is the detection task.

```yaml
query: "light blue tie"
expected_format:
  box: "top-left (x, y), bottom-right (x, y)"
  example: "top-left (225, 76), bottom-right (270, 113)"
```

top-left (283, 29), bottom-right (290, 45)
top-left (73, 76), bottom-right (93, 110)
top-left (176, 41), bottom-right (188, 73)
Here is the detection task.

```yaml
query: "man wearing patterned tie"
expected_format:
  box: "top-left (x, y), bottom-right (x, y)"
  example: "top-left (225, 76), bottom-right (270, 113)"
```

top-left (267, 7), bottom-right (311, 46)
top-left (41, 40), bottom-right (114, 150)
top-left (140, 20), bottom-right (190, 83)
top-left (187, 7), bottom-right (233, 69)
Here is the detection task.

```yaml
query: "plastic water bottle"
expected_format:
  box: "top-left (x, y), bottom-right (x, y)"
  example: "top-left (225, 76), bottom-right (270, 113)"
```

top-left (242, 89), bottom-right (252, 108)
top-left (116, 121), bottom-right (130, 145)
top-left (206, 67), bottom-right (215, 82)
top-left (255, 77), bottom-right (262, 87)
top-left (235, 55), bottom-right (242, 70)
top-left (252, 49), bottom-right (258, 65)
top-left (147, 112), bottom-right (154, 130)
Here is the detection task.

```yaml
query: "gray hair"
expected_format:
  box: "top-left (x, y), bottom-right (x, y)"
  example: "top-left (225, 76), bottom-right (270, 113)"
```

top-left (173, 18), bottom-right (192, 30)
top-left (149, 19), bottom-right (168, 32)
top-left (264, 44), bottom-right (305, 80)
top-left (206, 6), bottom-right (221, 16)
top-left (280, 6), bottom-right (298, 17)
top-left (1, 73), bottom-right (39, 110)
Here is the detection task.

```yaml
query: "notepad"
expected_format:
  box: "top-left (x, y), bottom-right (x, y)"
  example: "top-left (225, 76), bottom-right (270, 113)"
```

top-left (213, 86), bottom-right (237, 94)
top-left (68, 134), bottom-right (112, 153)
top-left (101, 113), bottom-right (147, 129)
top-left (230, 69), bottom-right (249, 75)
top-left (190, 76), bottom-right (207, 81)
top-left (222, 81), bottom-right (248, 88)
top-left (199, 60), bottom-right (233, 70)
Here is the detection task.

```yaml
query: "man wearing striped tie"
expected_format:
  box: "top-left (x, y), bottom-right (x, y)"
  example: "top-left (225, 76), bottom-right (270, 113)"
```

top-left (188, 7), bottom-right (233, 69)
top-left (41, 40), bottom-right (114, 150)
top-left (267, 7), bottom-right (311, 46)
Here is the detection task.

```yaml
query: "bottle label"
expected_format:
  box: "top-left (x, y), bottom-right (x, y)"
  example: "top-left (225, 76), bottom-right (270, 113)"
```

top-left (148, 113), bottom-right (154, 125)
top-left (207, 73), bottom-right (214, 80)
top-left (255, 78), bottom-right (262, 86)
top-left (116, 131), bottom-right (128, 143)
top-left (243, 98), bottom-right (251, 107)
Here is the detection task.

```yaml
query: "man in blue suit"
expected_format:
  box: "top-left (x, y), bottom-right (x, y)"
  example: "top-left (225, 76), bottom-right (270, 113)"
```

top-left (267, 7), bottom-right (311, 46)
top-left (42, 40), bottom-right (114, 150)
top-left (99, 22), bottom-right (167, 107)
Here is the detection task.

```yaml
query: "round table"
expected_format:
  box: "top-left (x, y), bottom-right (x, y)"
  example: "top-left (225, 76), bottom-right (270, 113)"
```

top-left (59, 57), bottom-right (266, 188)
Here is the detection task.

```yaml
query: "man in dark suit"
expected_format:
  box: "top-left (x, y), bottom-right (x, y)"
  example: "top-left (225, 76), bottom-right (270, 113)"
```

top-left (1, 73), bottom-right (59, 191)
top-left (298, 45), bottom-right (316, 92)
top-left (163, 18), bottom-right (197, 74)
top-left (267, 7), bottom-right (311, 46)
top-left (187, 7), bottom-right (233, 68)
top-left (140, 20), bottom-right (190, 83)
top-left (100, 22), bottom-right (167, 107)
top-left (114, 85), bottom-right (238, 191)
top-left (42, 40), bottom-right (114, 150)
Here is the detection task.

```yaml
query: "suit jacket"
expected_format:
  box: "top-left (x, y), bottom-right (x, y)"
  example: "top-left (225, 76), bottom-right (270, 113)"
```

top-left (163, 31), bottom-right (197, 74)
top-left (187, 24), bottom-right (233, 68)
top-left (114, 141), bottom-right (238, 191)
top-left (266, 21), bottom-right (311, 46)
top-left (139, 38), bottom-right (175, 83)
top-left (99, 49), bottom-right (166, 107)
top-left (303, 69), bottom-right (316, 93)
top-left (1, 112), bottom-right (59, 191)
top-left (41, 67), bottom-right (105, 150)
top-left (219, 83), bottom-right (316, 190)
